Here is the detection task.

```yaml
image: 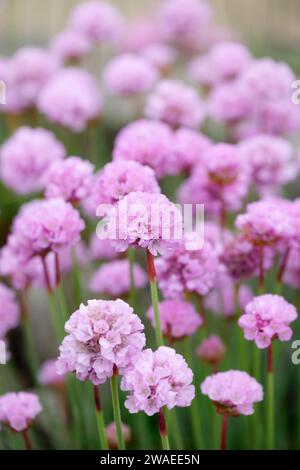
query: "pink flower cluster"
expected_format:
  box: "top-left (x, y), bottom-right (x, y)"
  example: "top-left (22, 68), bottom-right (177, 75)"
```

top-left (50, 29), bottom-right (92, 63)
top-left (197, 335), bottom-right (226, 366)
top-left (0, 282), bottom-right (20, 339)
top-left (239, 294), bottom-right (297, 349)
top-left (0, 392), bottom-right (42, 432)
top-left (56, 299), bottom-right (145, 384)
top-left (147, 299), bottom-right (202, 341)
top-left (121, 346), bottom-right (195, 415)
top-left (201, 370), bottom-right (263, 416)
top-left (38, 359), bottom-right (65, 387)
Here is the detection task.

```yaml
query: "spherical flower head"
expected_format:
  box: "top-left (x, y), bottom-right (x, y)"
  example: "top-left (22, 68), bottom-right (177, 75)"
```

top-left (145, 79), bottom-right (206, 129)
top-left (9, 47), bottom-right (59, 110)
top-left (239, 134), bottom-right (295, 194)
top-left (121, 346), bottom-right (195, 415)
top-left (56, 299), bottom-right (145, 385)
top-left (141, 43), bottom-right (176, 74)
top-left (0, 392), bottom-right (42, 432)
top-left (197, 335), bottom-right (226, 366)
top-left (283, 248), bottom-right (300, 289)
top-left (158, 0), bottom-right (212, 52)
top-left (85, 160), bottom-right (160, 216)
top-left (68, 0), bottom-right (123, 44)
top-left (239, 294), bottom-right (298, 349)
top-left (112, 119), bottom-right (174, 178)
top-left (101, 191), bottom-right (183, 256)
top-left (147, 299), bottom-right (202, 341)
top-left (106, 422), bottom-right (132, 449)
top-left (187, 55), bottom-right (217, 88)
top-left (90, 260), bottom-right (147, 297)
top-left (38, 68), bottom-right (102, 133)
top-left (103, 53), bottom-right (158, 97)
top-left (44, 156), bottom-right (94, 203)
top-left (50, 29), bottom-right (92, 62)
top-left (156, 235), bottom-right (219, 298)
top-left (172, 128), bottom-right (212, 173)
top-left (121, 18), bottom-right (162, 53)
top-left (209, 81), bottom-right (252, 124)
top-left (208, 42), bottom-right (252, 82)
top-left (201, 370), bottom-right (263, 416)
top-left (220, 235), bottom-right (261, 281)
top-left (0, 283), bottom-right (20, 338)
top-left (11, 198), bottom-right (85, 259)
top-left (236, 199), bottom-right (294, 247)
top-left (38, 359), bottom-right (65, 387)
top-left (89, 233), bottom-right (119, 261)
top-left (0, 127), bottom-right (65, 195)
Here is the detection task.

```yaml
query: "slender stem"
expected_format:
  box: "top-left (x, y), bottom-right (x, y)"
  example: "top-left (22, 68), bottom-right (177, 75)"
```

top-left (110, 367), bottom-right (125, 450)
top-left (21, 429), bottom-right (32, 450)
top-left (158, 408), bottom-right (170, 450)
top-left (220, 414), bottom-right (228, 450)
top-left (20, 291), bottom-right (38, 381)
top-left (93, 386), bottom-right (108, 450)
top-left (276, 247), bottom-right (290, 285)
top-left (72, 248), bottom-right (83, 307)
top-left (128, 248), bottom-right (136, 308)
top-left (146, 250), bottom-right (164, 347)
top-left (41, 256), bottom-right (52, 294)
top-left (258, 246), bottom-right (265, 293)
top-left (267, 344), bottom-right (275, 450)
top-left (166, 408), bottom-right (184, 450)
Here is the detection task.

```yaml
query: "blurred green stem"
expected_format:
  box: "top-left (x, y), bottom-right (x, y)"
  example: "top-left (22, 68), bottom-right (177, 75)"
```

top-left (110, 369), bottom-right (125, 450)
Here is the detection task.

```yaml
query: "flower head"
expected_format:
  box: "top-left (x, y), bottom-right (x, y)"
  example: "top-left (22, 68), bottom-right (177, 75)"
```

top-left (121, 346), bottom-right (195, 415)
top-left (0, 127), bottom-right (65, 195)
top-left (89, 233), bottom-right (119, 261)
top-left (0, 283), bottom-right (20, 339)
top-left (56, 299), bottom-right (145, 385)
top-left (141, 43), bottom-right (176, 74)
top-left (106, 422), bottom-right (132, 449)
top-left (50, 29), bottom-right (91, 62)
top-left (238, 294), bottom-right (297, 349)
top-left (147, 299), bottom-right (202, 341)
top-left (171, 128), bottom-right (212, 173)
top-left (0, 392), bottom-right (42, 432)
top-left (38, 359), bottom-right (65, 387)
top-left (197, 335), bottom-right (226, 366)
top-left (201, 370), bottom-right (263, 416)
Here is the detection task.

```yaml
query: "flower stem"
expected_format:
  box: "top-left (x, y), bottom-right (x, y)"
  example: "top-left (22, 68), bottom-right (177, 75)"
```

top-left (146, 250), bottom-right (164, 347)
top-left (93, 386), bottom-right (108, 450)
top-left (128, 248), bottom-right (136, 308)
top-left (220, 414), bottom-right (229, 450)
top-left (267, 343), bottom-right (275, 450)
top-left (166, 408), bottom-right (184, 449)
top-left (20, 291), bottom-right (38, 381)
top-left (158, 408), bottom-right (170, 450)
top-left (110, 367), bottom-right (125, 450)
top-left (21, 429), bottom-right (32, 450)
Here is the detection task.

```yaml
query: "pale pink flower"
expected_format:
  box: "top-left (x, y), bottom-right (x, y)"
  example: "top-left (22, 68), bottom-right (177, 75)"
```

top-left (106, 422), bottom-right (132, 449)
top-left (171, 128), bottom-right (212, 173)
top-left (89, 233), bottom-right (119, 261)
top-left (0, 392), bottom-right (42, 432)
top-left (197, 335), bottom-right (226, 366)
top-left (141, 43), bottom-right (176, 73)
top-left (50, 29), bottom-right (91, 62)
top-left (38, 359), bottom-right (65, 387)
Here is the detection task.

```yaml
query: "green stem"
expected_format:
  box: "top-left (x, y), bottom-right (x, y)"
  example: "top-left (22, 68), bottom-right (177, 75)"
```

top-left (56, 282), bottom-right (69, 323)
top-left (93, 386), bottom-right (108, 450)
top-left (158, 408), bottom-right (170, 450)
top-left (166, 408), bottom-right (184, 449)
top-left (110, 370), bottom-right (125, 450)
top-left (128, 248), bottom-right (136, 308)
top-left (267, 345), bottom-right (275, 450)
top-left (146, 250), bottom-right (164, 347)
top-left (72, 248), bottom-right (83, 307)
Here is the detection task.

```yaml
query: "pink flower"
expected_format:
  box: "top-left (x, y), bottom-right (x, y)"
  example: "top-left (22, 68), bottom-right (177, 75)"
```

top-left (44, 156), bottom-right (94, 203)
top-left (8, 199), bottom-right (85, 260)
top-left (209, 81), bottom-right (252, 124)
top-left (179, 143), bottom-right (249, 213)
top-left (171, 128), bottom-right (212, 173)
top-left (112, 119), bottom-right (174, 177)
top-left (0, 392), bottom-right (42, 432)
top-left (0, 283), bottom-right (20, 339)
top-left (121, 346), bottom-right (195, 415)
top-left (197, 335), bottom-right (226, 366)
top-left (147, 299), bottom-right (202, 341)
top-left (283, 248), bottom-right (300, 289)
top-left (106, 422), bottom-right (132, 449)
top-left (0, 127), bottom-right (65, 195)
top-left (90, 260), bottom-right (147, 297)
top-left (38, 359), bottom-right (65, 387)
top-left (121, 18), bottom-right (162, 52)
top-left (156, 235), bottom-right (219, 298)
top-left (158, 0), bottom-right (212, 52)
top-left (7, 47), bottom-right (59, 111)
top-left (103, 54), bottom-right (158, 97)
top-left (89, 234), bottom-right (119, 261)
top-left (68, 0), bottom-right (123, 45)
top-left (38, 68), bottom-right (102, 132)
top-left (50, 29), bottom-right (91, 62)
top-left (201, 370), bottom-right (263, 416)
top-left (101, 192), bottom-right (182, 256)
top-left (238, 294), bottom-right (298, 349)
top-left (85, 160), bottom-right (160, 216)
top-left (145, 79), bottom-right (206, 129)
top-left (239, 134), bottom-right (296, 194)
top-left (56, 299), bottom-right (145, 385)
top-left (205, 281), bottom-right (253, 319)
top-left (141, 43), bottom-right (176, 73)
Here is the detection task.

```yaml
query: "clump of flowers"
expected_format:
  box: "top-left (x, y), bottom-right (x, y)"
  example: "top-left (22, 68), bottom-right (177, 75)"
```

top-left (0, 392), bottom-right (42, 432)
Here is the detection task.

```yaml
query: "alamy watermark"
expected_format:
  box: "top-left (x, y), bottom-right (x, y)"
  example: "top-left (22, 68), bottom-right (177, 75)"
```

top-left (0, 80), bottom-right (6, 105)
top-left (291, 340), bottom-right (300, 365)
top-left (0, 340), bottom-right (7, 365)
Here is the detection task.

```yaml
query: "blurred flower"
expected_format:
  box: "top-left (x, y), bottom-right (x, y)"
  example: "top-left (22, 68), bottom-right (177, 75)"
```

top-left (89, 233), bottom-right (119, 261)
top-left (90, 260), bottom-right (147, 297)
top-left (56, 299), bottom-right (145, 385)
top-left (0, 127), bottom-right (65, 195)
top-left (239, 294), bottom-right (297, 349)
top-left (201, 370), bottom-right (263, 416)
top-left (103, 53), bottom-right (158, 97)
top-left (147, 299), bottom-right (202, 341)
top-left (141, 43), bottom-right (176, 74)
top-left (208, 81), bottom-right (252, 125)
top-left (0, 392), bottom-right (42, 432)
top-left (145, 79), bottom-right (206, 129)
top-left (205, 279), bottom-right (253, 319)
top-left (121, 346), bottom-right (195, 415)
top-left (38, 68), bottom-right (102, 132)
top-left (112, 119), bottom-right (174, 177)
top-left (171, 128), bottom-right (212, 174)
top-left (196, 335), bottom-right (226, 366)
top-left (38, 359), bottom-right (65, 387)
top-left (0, 282), bottom-right (20, 339)
top-left (50, 29), bottom-right (92, 62)
top-left (106, 422), bottom-right (132, 449)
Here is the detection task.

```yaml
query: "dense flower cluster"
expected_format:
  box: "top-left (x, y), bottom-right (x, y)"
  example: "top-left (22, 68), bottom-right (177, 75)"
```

top-left (0, 392), bottom-right (42, 432)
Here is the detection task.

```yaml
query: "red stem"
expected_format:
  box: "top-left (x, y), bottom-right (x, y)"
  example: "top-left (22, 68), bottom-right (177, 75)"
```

top-left (267, 342), bottom-right (273, 373)
top-left (93, 385), bottom-right (102, 413)
top-left (158, 408), bottom-right (167, 437)
top-left (41, 256), bottom-right (52, 294)
top-left (55, 252), bottom-right (61, 287)
top-left (220, 414), bottom-right (229, 450)
top-left (276, 247), bottom-right (290, 284)
top-left (146, 249), bottom-right (156, 283)
top-left (22, 429), bottom-right (32, 450)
